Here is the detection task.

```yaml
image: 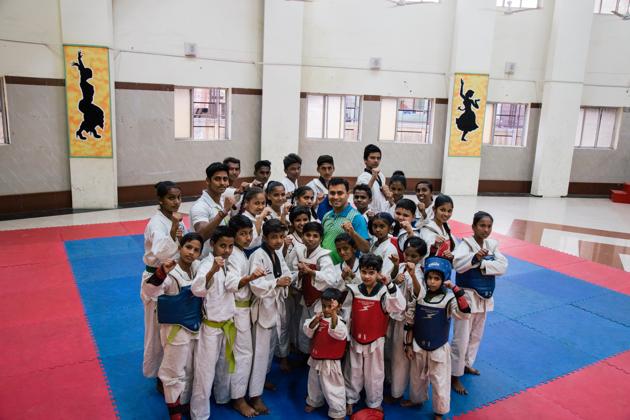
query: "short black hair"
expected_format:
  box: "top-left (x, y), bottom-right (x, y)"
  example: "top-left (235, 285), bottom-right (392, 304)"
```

top-left (415, 180), bottom-right (433, 192)
top-left (223, 157), bottom-right (240, 166)
top-left (283, 153), bottom-right (302, 170)
top-left (262, 219), bottom-right (286, 236)
top-left (321, 287), bottom-right (342, 304)
top-left (363, 144), bottom-right (381, 160)
top-left (154, 181), bottom-right (180, 198)
top-left (473, 211), bottom-right (494, 225)
top-left (254, 160), bottom-right (271, 172)
top-left (353, 183), bottom-right (372, 199)
top-left (289, 206), bottom-right (311, 223)
top-left (206, 162), bottom-right (229, 179)
top-left (395, 198), bottom-right (416, 215)
top-left (302, 221), bottom-right (323, 237)
top-left (317, 155), bottom-right (334, 167)
top-left (359, 253), bottom-right (383, 272)
top-left (210, 225), bottom-right (235, 243)
top-left (229, 214), bottom-right (253, 232)
top-left (389, 174), bottom-right (407, 188)
top-left (392, 170), bottom-right (405, 177)
top-left (334, 232), bottom-right (356, 248)
top-left (368, 212), bottom-right (394, 236)
top-left (404, 236), bottom-right (428, 258)
top-left (329, 177), bottom-right (349, 192)
top-left (180, 232), bottom-right (204, 251)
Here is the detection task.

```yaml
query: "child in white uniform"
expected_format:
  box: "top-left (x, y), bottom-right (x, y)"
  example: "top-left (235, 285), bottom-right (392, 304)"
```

top-left (190, 227), bottom-right (240, 420)
top-left (404, 258), bottom-right (471, 420)
top-left (142, 181), bottom-right (185, 385)
top-left (367, 212), bottom-right (399, 278)
top-left (142, 233), bottom-right (203, 419)
top-left (420, 194), bottom-right (456, 261)
top-left (451, 211), bottom-right (508, 395)
top-left (303, 288), bottom-right (348, 420)
top-left (343, 254), bottom-right (406, 414)
top-left (239, 187), bottom-right (267, 253)
top-left (248, 219), bottom-right (292, 415)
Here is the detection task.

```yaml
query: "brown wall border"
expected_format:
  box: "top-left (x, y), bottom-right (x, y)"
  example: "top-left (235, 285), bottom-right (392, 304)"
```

top-left (530, 103), bottom-right (542, 109)
top-left (567, 182), bottom-right (621, 196)
top-left (478, 180), bottom-right (532, 194)
top-left (0, 191), bottom-right (72, 215)
top-left (435, 98), bottom-right (449, 105)
top-left (115, 82), bottom-right (174, 91)
top-left (232, 88), bottom-right (262, 95)
top-left (363, 95), bottom-right (381, 102)
top-left (4, 75), bottom-right (65, 87)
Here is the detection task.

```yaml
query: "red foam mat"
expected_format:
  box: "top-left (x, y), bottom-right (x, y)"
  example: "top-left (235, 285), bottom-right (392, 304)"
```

top-left (500, 243), bottom-right (583, 269)
top-left (553, 260), bottom-right (630, 295)
top-left (457, 350), bottom-right (630, 420)
top-left (0, 359), bottom-right (117, 420)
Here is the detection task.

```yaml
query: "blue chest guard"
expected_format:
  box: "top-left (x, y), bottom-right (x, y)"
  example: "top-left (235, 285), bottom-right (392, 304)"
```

top-left (456, 255), bottom-right (496, 299)
top-left (413, 295), bottom-right (451, 351)
top-left (157, 285), bottom-right (203, 333)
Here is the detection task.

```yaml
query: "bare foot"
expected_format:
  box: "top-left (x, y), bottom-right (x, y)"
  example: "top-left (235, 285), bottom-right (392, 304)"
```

top-left (250, 397), bottom-right (270, 415)
top-left (233, 398), bottom-right (258, 418)
top-left (304, 404), bottom-right (316, 413)
top-left (383, 395), bottom-right (401, 405)
top-left (434, 414), bottom-right (443, 420)
top-left (465, 366), bottom-right (481, 375)
top-left (400, 399), bottom-right (422, 408)
top-left (264, 381), bottom-right (277, 391)
top-left (346, 403), bottom-right (354, 416)
top-left (451, 376), bottom-right (468, 395)
top-left (279, 357), bottom-right (291, 373)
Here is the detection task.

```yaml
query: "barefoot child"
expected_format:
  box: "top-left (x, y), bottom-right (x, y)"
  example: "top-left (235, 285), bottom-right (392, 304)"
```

top-left (190, 227), bottom-right (240, 420)
top-left (367, 212), bottom-right (399, 279)
top-left (142, 181), bottom-right (186, 388)
top-left (393, 198), bottom-right (420, 253)
top-left (248, 219), bottom-right (292, 414)
top-left (343, 254), bottom-right (406, 414)
top-left (290, 222), bottom-right (338, 355)
top-left (420, 194), bottom-right (456, 261)
top-left (403, 258), bottom-right (471, 420)
top-left (239, 187), bottom-right (267, 253)
top-left (292, 186), bottom-right (319, 221)
top-left (385, 172), bottom-right (407, 216)
top-left (451, 211), bottom-right (508, 395)
top-left (143, 233), bottom-right (203, 419)
top-left (352, 184), bottom-right (373, 224)
top-left (334, 233), bottom-right (362, 298)
top-left (303, 288), bottom-right (348, 420)
top-left (415, 180), bottom-right (434, 227)
top-left (281, 153), bottom-right (302, 199)
top-left (356, 144), bottom-right (389, 213)
top-left (306, 155), bottom-right (335, 220)
top-left (266, 181), bottom-right (289, 224)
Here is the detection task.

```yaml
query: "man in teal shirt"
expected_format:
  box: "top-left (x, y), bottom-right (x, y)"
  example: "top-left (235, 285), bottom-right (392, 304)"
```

top-left (321, 178), bottom-right (371, 264)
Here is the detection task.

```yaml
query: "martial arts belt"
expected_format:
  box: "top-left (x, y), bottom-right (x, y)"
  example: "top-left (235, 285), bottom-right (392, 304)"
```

top-left (455, 255), bottom-right (496, 298)
top-left (202, 318), bottom-right (237, 373)
top-left (145, 265), bottom-right (157, 274)
top-left (413, 294), bottom-right (451, 351)
top-left (235, 299), bottom-right (252, 308)
top-left (157, 286), bottom-right (203, 344)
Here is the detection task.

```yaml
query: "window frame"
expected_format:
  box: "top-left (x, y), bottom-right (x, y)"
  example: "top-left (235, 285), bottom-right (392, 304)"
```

top-left (574, 106), bottom-right (621, 150)
top-left (174, 86), bottom-right (231, 141)
top-left (496, 0), bottom-right (541, 9)
top-left (378, 97), bottom-right (435, 145)
top-left (593, 0), bottom-right (630, 14)
top-left (305, 93), bottom-right (362, 142)
top-left (0, 77), bottom-right (10, 145)
top-left (483, 102), bottom-right (530, 148)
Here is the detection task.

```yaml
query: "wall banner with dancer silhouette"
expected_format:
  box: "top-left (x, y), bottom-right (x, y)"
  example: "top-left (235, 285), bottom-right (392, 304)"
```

top-left (447, 73), bottom-right (489, 157)
top-left (63, 45), bottom-right (112, 158)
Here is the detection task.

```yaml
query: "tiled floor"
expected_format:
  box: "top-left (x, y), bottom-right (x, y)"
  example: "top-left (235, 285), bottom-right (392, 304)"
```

top-left (2, 196), bottom-right (629, 269)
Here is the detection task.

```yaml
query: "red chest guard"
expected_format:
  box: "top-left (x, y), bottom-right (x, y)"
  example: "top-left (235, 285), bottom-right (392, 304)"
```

top-left (351, 295), bottom-right (388, 344)
top-left (431, 239), bottom-right (451, 258)
top-left (390, 237), bottom-right (405, 263)
top-left (310, 318), bottom-right (347, 360)
top-left (300, 263), bottom-right (322, 307)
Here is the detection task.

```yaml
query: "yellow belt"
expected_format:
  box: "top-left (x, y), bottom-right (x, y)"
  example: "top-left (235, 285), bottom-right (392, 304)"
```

top-left (235, 299), bottom-right (251, 308)
top-left (202, 318), bottom-right (237, 373)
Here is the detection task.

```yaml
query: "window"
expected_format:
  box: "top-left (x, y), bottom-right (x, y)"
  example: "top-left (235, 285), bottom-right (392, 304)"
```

top-left (482, 102), bottom-right (529, 147)
top-left (174, 87), bottom-right (229, 140)
top-left (593, 0), bottom-right (630, 14)
top-left (574, 107), bottom-right (619, 149)
top-left (496, 0), bottom-right (539, 8)
top-left (306, 94), bottom-right (361, 141)
top-left (0, 77), bottom-right (9, 145)
top-left (379, 97), bottom-right (433, 144)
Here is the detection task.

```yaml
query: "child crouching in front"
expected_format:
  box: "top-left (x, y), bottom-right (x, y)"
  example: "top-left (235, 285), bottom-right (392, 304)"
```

top-left (343, 254), bottom-right (406, 415)
top-left (403, 257), bottom-right (471, 420)
top-left (303, 288), bottom-right (348, 420)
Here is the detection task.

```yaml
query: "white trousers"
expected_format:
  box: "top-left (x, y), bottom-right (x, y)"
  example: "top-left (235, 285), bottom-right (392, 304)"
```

top-left (231, 325), bottom-right (254, 399)
top-left (211, 342), bottom-right (231, 404)
top-left (143, 300), bottom-right (163, 378)
top-left (275, 303), bottom-right (290, 359)
top-left (298, 304), bottom-right (317, 354)
top-left (389, 320), bottom-right (409, 398)
top-left (409, 344), bottom-right (451, 415)
top-left (190, 325), bottom-right (225, 420)
top-left (158, 341), bottom-right (195, 404)
top-left (344, 339), bottom-right (385, 408)
top-left (249, 323), bottom-right (278, 398)
top-left (451, 312), bottom-right (487, 377)
top-left (306, 358), bottom-right (346, 418)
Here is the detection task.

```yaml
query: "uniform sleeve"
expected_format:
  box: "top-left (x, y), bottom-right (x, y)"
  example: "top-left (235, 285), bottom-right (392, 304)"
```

top-left (419, 227), bottom-right (436, 250)
top-left (447, 296), bottom-right (471, 321)
top-left (249, 254), bottom-right (278, 299)
top-left (405, 292), bottom-right (419, 326)
top-left (303, 316), bottom-right (317, 338)
top-left (356, 172), bottom-right (371, 185)
top-left (352, 213), bottom-right (370, 241)
top-left (149, 226), bottom-right (179, 262)
top-left (453, 240), bottom-right (478, 273)
top-left (313, 255), bottom-right (340, 290)
top-left (191, 258), bottom-right (214, 297)
top-left (224, 266), bottom-right (240, 293)
top-left (142, 269), bottom-right (172, 298)
top-left (329, 319), bottom-right (348, 341)
top-left (380, 244), bottom-right (398, 278)
top-left (382, 282), bottom-right (406, 316)
top-left (482, 242), bottom-right (509, 276)
top-left (189, 200), bottom-right (209, 229)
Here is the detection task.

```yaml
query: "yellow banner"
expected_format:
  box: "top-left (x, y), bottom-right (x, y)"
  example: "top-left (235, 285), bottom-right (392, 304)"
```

top-left (63, 45), bottom-right (112, 157)
top-left (447, 73), bottom-right (489, 157)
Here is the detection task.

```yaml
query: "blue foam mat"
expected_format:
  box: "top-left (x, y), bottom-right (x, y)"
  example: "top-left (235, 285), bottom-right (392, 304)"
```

top-left (64, 235), bottom-right (630, 419)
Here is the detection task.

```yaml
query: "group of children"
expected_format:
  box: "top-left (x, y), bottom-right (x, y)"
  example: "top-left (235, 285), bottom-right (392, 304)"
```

top-left (141, 144), bottom-right (508, 420)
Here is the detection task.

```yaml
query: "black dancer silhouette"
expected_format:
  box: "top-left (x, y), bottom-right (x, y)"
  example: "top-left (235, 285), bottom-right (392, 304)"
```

top-left (455, 78), bottom-right (480, 141)
top-left (72, 51), bottom-right (104, 140)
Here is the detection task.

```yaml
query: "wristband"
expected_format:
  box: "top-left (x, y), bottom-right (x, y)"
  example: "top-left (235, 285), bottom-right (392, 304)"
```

top-left (453, 286), bottom-right (465, 298)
